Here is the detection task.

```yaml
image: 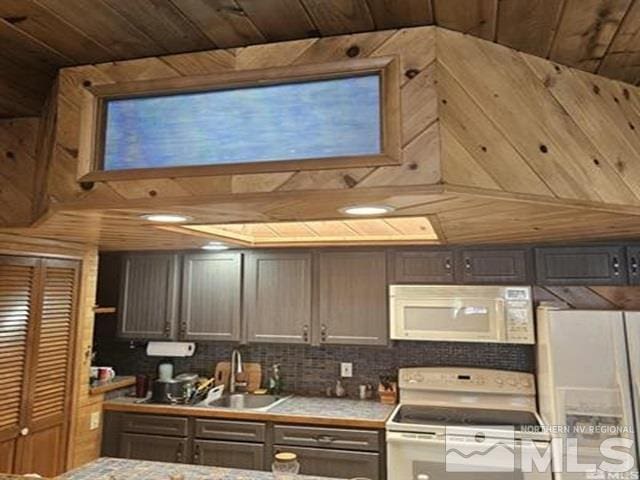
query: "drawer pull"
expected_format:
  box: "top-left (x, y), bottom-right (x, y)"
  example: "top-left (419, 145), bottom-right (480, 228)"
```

top-left (175, 443), bottom-right (183, 462)
top-left (417, 474), bottom-right (430, 480)
top-left (193, 444), bottom-right (200, 463)
top-left (316, 435), bottom-right (335, 444)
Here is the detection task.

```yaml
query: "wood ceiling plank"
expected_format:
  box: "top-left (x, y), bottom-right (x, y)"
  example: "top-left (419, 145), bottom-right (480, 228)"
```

top-left (237, 0), bottom-right (315, 41)
top-left (235, 39), bottom-right (316, 69)
top-left (162, 50), bottom-right (236, 76)
top-left (34, 0), bottom-right (165, 59)
top-left (366, 0), bottom-right (433, 29)
top-left (170, 0), bottom-right (266, 48)
top-left (438, 29), bottom-right (636, 204)
top-left (598, 0), bottom-right (640, 84)
top-left (292, 30), bottom-right (394, 65)
top-left (496, 0), bottom-right (565, 57)
top-left (549, 0), bottom-right (633, 72)
top-left (301, 0), bottom-right (375, 35)
top-left (0, 0), bottom-right (113, 64)
top-left (433, 0), bottom-right (497, 40)
top-left (101, 0), bottom-right (215, 53)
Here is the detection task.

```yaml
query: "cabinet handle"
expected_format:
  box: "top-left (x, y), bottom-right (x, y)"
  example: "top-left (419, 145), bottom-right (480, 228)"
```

top-left (444, 258), bottom-right (452, 271)
top-left (612, 256), bottom-right (620, 276)
top-left (416, 474), bottom-right (430, 480)
top-left (163, 322), bottom-right (171, 337)
top-left (320, 324), bottom-right (327, 342)
top-left (464, 258), bottom-right (472, 271)
top-left (631, 257), bottom-right (638, 276)
top-left (176, 443), bottom-right (184, 462)
top-left (193, 444), bottom-right (200, 463)
top-left (179, 321), bottom-right (187, 337)
top-left (302, 325), bottom-right (309, 342)
top-left (316, 435), bottom-right (334, 444)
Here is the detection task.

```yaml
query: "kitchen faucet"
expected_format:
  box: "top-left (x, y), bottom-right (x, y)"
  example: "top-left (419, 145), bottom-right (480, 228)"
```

top-left (230, 348), bottom-right (245, 393)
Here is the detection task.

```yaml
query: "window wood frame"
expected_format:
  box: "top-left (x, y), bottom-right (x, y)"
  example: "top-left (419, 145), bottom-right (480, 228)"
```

top-left (77, 57), bottom-right (401, 182)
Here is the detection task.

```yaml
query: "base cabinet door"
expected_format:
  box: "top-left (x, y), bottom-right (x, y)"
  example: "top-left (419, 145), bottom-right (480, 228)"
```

top-left (274, 446), bottom-right (380, 479)
top-left (119, 433), bottom-right (188, 463)
top-left (194, 440), bottom-right (264, 470)
top-left (0, 439), bottom-right (16, 473)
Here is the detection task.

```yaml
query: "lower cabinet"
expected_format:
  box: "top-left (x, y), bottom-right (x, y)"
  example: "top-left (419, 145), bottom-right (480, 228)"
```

top-left (194, 440), bottom-right (264, 470)
top-left (104, 413), bottom-right (384, 479)
top-left (273, 445), bottom-right (380, 479)
top-left (119, 433), bottom-right (188, 463)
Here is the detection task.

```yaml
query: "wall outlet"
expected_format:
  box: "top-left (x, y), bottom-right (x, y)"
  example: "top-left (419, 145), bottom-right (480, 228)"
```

top-left (90, 411), bottom-right (101, 430)
top-left (340, 362), bottom-right (353, 378)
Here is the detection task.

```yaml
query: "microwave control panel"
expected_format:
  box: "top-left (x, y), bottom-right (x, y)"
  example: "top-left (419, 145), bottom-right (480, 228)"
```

top-left (504, 287), bottom-right (535, 344)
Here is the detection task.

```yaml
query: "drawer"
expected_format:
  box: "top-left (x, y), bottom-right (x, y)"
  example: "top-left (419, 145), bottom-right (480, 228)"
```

top-left (195, 419), bottom-right (266, 442)
top-left (273, 425), bottom-right (380, 452)
top-left (121, 413), bottom-right (188, 437)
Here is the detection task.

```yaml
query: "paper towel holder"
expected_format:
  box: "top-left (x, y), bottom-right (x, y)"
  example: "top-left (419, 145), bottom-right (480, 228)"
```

top-left (146, 341), bottom-right (196, 358)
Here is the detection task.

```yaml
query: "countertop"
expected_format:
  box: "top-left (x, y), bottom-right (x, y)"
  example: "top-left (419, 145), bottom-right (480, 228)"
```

top-left (58, 457), bottom-right (340, 479)
top-left (103, 395), bottom-right (395, 429)
top-left (90, 376), bottom-right (136, 395)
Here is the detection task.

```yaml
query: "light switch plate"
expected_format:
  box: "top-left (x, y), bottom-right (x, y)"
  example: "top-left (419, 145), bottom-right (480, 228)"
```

top-left (340, 362), bottom-right (353, 378)
top-left (90, 411), bottom-right (101, 430)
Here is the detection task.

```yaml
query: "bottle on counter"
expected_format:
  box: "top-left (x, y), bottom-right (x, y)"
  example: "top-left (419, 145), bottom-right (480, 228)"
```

top-left (335, 379), bottom-right (346, 397)
top-left (268, 363), bottom-right (284, 395)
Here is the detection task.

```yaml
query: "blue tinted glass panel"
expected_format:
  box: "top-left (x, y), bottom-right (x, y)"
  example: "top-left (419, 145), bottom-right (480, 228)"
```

top-left (102, 74), bottom-right (381, 170)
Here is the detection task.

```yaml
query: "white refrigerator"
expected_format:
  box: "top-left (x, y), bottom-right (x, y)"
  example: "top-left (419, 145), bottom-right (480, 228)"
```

top-left (537, 307), bottom-right (640, 479)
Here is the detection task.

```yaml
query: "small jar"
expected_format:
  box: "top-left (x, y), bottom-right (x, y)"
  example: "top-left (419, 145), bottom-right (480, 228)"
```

top-left (272, 451), bottom-right (300, 478)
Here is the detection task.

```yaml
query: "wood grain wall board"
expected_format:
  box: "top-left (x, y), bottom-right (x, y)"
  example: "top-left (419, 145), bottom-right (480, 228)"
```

top-left (366, 0), bottom-right (434, 29)
top-left (533, 285), bottom-right (638, 310)
top-left (598, 0), bottom-right (640, 84)
top-left (7, 0), bottom-right (640, 116)
top-left (591, 286), bottom-right (640, 309)
top-left (168, 0), bottom-right (266, 48)
top-left (433, 0), bottom-right (497, 40)
top-left (301, 0), bottom-right (375, 35)
top-left (437, 29), bottom-right (640, 205)
top-left (548, 0), bottom-right (634, 72)
top-left (521, 53), bottom-right (640, 199)
top-left (496, 0), bottom-right (565, 58)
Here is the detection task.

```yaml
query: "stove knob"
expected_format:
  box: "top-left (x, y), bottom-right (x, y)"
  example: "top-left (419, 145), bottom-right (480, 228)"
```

top-left (508, 378), bottom-right (517, 386)
top-left (521, 379), bottom-right (532, 387)
top-left (414, 373), bottom-right (424, 382)
top-left (495, 378), bottom-right (504, 385)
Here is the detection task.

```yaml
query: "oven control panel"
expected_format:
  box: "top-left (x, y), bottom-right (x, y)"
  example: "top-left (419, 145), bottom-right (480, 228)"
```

top-left (399, 367), bottom-right (536, 395)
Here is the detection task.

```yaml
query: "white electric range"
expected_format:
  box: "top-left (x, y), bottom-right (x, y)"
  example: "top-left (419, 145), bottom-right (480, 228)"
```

top-left (386, 367), bottom-right (551, 480)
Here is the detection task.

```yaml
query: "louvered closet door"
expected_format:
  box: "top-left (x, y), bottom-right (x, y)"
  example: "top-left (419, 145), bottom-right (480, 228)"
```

top-left (16, 259), bottom-right (80, 477)
top-left (0, 257), bottom-right (38, 474)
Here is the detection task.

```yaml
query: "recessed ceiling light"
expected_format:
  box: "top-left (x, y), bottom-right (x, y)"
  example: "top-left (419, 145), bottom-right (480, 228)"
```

top-left (140, 213), bottom-right (192, 223)
top-left (339, 205), bottom-right (396, 216)
top-left (201, 242), bottom-right (229, 251)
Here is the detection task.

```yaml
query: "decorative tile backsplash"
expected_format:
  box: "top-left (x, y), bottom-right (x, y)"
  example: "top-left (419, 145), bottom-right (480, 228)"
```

top-left (96, 339), bottom-right (534, 397)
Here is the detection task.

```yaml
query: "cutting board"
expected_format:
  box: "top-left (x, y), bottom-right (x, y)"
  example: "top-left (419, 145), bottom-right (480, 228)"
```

top-left (213, 362), bottom-right (262, 392)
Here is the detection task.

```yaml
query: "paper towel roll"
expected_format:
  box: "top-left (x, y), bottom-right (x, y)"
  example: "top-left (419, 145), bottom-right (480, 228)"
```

top-left (146, 341), bottom-right (196, 357)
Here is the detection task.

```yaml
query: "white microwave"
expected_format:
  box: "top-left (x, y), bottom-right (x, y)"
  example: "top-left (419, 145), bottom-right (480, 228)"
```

top-left (389, 285), bottom-right (535, 344)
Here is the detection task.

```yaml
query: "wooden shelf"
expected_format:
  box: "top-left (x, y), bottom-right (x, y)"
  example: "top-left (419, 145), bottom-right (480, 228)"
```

top-left (93, 306), bottom-right (116, 314)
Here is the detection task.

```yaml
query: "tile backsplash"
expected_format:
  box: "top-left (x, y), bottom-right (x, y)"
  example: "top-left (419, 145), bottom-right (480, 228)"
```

top-left (96, 340), bottom-right (534, 397)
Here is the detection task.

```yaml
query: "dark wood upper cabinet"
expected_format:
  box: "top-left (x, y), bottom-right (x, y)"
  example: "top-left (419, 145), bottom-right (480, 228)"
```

top-left (315, 251), bottom-right (387, 346)
top-left (118, 253), bottom-right (180, 339)
top-left (180, 253), bottom-right (242, 341)
top-left (535, 246), bottom-right (627, 285)
top-left (390, 249), bottom-right (455, 283)
top-left (244, 251), bottom-right (312, 344)
top-left (627, 247), bottom-right (640, 286)
top-left (458, 249), bottom-right (530, 284)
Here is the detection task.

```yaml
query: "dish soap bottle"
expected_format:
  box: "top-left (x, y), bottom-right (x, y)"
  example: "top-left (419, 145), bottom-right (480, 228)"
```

top-left (268, 363), bottom-right (283, 395)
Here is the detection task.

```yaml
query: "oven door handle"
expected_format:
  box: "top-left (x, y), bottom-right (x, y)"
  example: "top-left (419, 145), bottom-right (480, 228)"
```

top-left (386, 433), bottom-right (444, 445)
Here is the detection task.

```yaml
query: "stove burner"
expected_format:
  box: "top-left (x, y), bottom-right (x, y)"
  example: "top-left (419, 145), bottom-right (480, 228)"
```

top-left (393, 405), bottom-right (542, 431)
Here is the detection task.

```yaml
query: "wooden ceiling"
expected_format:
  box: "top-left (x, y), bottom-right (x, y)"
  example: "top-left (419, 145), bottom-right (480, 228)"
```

top-left (2, 0), bottom-right (640, 117)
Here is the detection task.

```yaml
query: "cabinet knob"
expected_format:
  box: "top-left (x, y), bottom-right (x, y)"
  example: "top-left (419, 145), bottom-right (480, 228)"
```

top-left (444, 258), bottom-right (452, 270)
top-left (164, 322), bottom-right (171, 337)
top-left (302, 325), bottom-right (309, 342)
top-left (193, 444), bottom-right (200, 463)
top-left (320, 324), bottom-right (327, 342)
top-left (631, 257), bottom-right (638, 276)
top-left (175, 443), bottom-right (183, 462)
top-left (20, 427), bottom-right (29, 436)
top-left (612, 256), bottom-right (620, 276)
top-left (464, 258), bottom-right (472, 271)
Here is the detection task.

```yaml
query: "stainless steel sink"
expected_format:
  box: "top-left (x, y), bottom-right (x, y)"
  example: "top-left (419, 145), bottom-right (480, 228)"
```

top-left (204, 393), bottom-right (291, 411)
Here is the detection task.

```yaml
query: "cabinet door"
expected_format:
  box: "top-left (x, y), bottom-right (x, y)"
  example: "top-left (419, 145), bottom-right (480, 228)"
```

top-left (391, 249), bottom-right (454, 283)
top-left (194, 440), bottom-right (264, 470)
top-left (273, 446), bottom-right (380, 480)
top-left (181, 253), bottom-right (242, 341)
top-left (316, 251), bottom-right (387, 346)
top-left (245, 252), bottom-right (312, 344)
top-left (0, 256), bottom-right (38, 475)
top-left (17, 258), bottom-right (80, 477)
top-left (119, 433), bottom-right (188, 463)
top-left (535, 246), bottom-right (627, 285)
top-left (118, 253), bottom-right (179, 339)
top-left (458, 249), bottom-right (529, 284)
top-left (627, 247), bottom-right (640, 285)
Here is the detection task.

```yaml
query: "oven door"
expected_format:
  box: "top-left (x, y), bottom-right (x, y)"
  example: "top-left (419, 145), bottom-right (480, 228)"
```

top-left (386, 431), bottom-right (552, 480)
top-left (389, 296), bottom-right (505, 343)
